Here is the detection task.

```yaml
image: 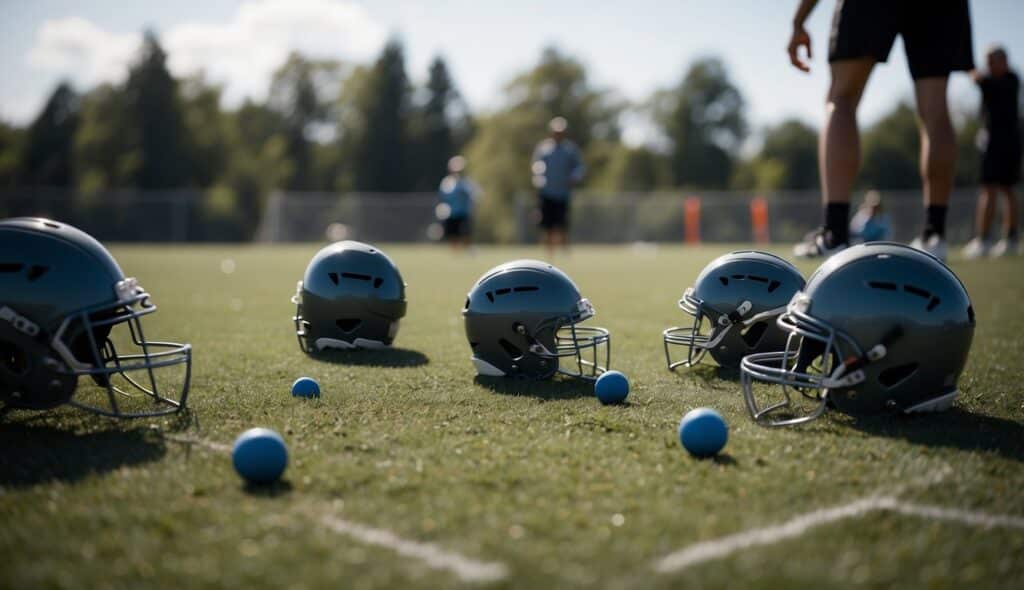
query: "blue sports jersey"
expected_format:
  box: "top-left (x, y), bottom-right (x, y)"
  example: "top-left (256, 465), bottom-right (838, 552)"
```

top-left (438, 176), bottom-right (478, 219)
top-left (532, 138), bottom-right (585, 200)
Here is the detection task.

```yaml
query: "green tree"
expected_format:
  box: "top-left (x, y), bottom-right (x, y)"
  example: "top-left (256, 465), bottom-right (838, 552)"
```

top-left (859, 102), bottom-right (920, 189)
top-left (734, 119), bottom-right (818, 191)
top-left (123, 31), bottom-right (190, 189)
top-left (410, 56), bottom-right (471, 190)
top-left (180, 75), bottom-right (230, 188)
top-left (354, 40), bottom-right (413, 192)
top-left (268, 52), bottom-right (343, 190)
top-left (74, 83), bottom-right (136, 193)
top-left (589, 143), bottom-right (672, 191)
top-left (463, 47), bottom-right (622, 241)
top-left (0, 121), bottom-right (23, 191)
top-left (20, 82), bottom-right (79, 187)
top-left (652, 57), bottom-right (747, 188)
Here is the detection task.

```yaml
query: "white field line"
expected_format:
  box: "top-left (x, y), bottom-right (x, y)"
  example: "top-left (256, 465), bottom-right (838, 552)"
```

top-left (320, 515), bottom-right (508, 583)
top-left (654, 495), bottom-right (1024, 574)
top-left (163, 432), bottom-right (508, 583)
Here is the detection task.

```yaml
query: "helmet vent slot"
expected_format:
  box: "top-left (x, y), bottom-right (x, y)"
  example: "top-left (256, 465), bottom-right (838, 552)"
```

top-left (967, 305), bottom-right (975, 323)
top-left (868, 281), bottom-right (898, 291)
top-left (498, 338), bottom-right (523, 359)
top-left (719, 277), bottom-right (729, 286)
top-left (740, 322), bottom-right (769, 347)
top-left (469, 341), bottom-right (480, 349)
top-left (328, 272), bottom-right (339, 285)
top-left (0, 263), bottom-right (25, 273)
top-left (373, 278), bottom-right (383, 288)
top-left (878, 363), bottom-right (918, 388)
top-left (486, 291), bottom-right (494, 302)
top-left (496, 288), bottom-right (511, 296)
top-left (513, 286), bottom-right (539, 292)
top-left (341, 272), bottom-right (372, 281)
top-left (26, 265), bottom-right (49, 281)
top-left (747, 275), bottom-right (769, 284)
top-left (903, 284), bottom-right (930, 299)
top-left (767, 280), bottom-right (781, 292)
top-left (336, 319), bottom-right (362, 333)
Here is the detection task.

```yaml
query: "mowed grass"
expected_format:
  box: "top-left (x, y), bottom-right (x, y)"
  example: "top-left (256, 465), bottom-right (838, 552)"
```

top-left (2, 243), bottom-right (1023, 589)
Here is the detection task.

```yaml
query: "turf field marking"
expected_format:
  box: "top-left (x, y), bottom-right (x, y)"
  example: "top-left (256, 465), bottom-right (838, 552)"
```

top-left (320, 515), bottom-right (509, 583)
top-left (654, 495), bottom-right (1024, 574)
top-left (163, 432), bottom-right (508, 583)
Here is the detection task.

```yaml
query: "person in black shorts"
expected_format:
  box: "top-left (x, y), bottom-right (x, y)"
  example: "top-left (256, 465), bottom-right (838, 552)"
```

top-left (963, 46), bottom-right (1021, 258)
top-left (532, 117), bottom-right (585, 256)
top-left (788, 0), bottom-right (974, 262)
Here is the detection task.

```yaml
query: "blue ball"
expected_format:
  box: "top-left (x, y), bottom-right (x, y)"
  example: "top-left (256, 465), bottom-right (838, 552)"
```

top-left (678, 408), bottom-right (728, 457)
top-left (232, 428), bottom-right (288, 484)
top-left (595, 370), bottom-right (629, 405)
top-left (291, 376), bottom-right (320, 398)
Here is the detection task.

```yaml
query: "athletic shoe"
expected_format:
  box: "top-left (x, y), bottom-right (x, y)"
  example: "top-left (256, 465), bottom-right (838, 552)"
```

top-left (961, 237), bottom-right (991, 260)
top-left (793, 229), bottom-right (847, 259)
top-left (910, 234), bottom-right (948, 262)
top-left (991, 236), bottom-right (1021, 258)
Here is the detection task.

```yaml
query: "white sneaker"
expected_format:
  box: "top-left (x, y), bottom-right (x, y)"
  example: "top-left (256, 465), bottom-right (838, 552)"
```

top-left (794, 229), bottom-right (847, 259)
top-left (910, 235), bottom-right (948, 262)
top-left (991, 236), bottom-right (1021, 257)
top-left (961, 237), bottom-right (991, 260)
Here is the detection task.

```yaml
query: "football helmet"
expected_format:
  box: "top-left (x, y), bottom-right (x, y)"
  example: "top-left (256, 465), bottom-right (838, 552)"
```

top-left (0, 218), bottom-right (191, 418)
top-left (292, 241), bottom-right (407, 352)
top-left (463, 260), bottom-right (609, 379)
top-left (741, 242), bottom-right (975, 427)
top-left (663, 251), bottom-right (805, 370)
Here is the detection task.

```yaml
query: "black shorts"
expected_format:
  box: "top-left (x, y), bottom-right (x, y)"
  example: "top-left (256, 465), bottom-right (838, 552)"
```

top-left (443, 216), bottom-right (470, 239)
top-left (538, 195), bottom-right (570, 229)
top-left (829, 0), bottom-right (974, 79)
top-left (981, 139), bottom-right (1022, 186)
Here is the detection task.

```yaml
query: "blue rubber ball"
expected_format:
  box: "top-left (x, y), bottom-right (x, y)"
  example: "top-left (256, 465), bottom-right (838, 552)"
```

top-left (595, 370), bottom-right (629, 405)
top-left (678, 408), bottom-right (728, 457)
top-left (291, 376), bottom-right (320, 398)
top-left (232, 428), bottom-right (288, 484)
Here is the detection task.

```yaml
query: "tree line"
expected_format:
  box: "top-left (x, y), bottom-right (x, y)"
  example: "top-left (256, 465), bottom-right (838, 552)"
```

top-left (0, 31), bottom-right (994, 241)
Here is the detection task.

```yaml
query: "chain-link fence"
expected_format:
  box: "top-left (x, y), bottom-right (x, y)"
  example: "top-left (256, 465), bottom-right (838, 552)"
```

top-left (2, 188), bottom-right (1017, 244)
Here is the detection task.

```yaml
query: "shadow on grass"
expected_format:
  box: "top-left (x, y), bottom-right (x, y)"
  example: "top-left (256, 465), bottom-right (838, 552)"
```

top-left (680, 363), bottom-right (742, 383)
top-left (846, 408), bottom-right (1024, 462)
top-left (0, 416), bottom-right (166, 488)
top-left (474, 375), bottom-right (594, 401)
top-left (307, 348), bottom-right (429, 368)
top-left (243, 479), bottom-right (293, 497)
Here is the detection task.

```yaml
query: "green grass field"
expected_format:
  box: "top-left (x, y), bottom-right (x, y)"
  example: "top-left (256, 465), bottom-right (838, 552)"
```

top-left (2, 244), bottom-right (1023, 589)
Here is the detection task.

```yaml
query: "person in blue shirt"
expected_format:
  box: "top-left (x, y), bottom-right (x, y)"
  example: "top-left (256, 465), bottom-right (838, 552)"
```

top-left (437, 155), bottom-right (480, 251)
top-left (849, 190), bottom-right (892, 243)
top-left (532, 117), bottom-right (586, 255)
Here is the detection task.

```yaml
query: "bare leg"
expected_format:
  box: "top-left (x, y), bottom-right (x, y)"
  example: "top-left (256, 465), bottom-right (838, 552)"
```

top-left (1001, 186), bottom-right (1019, 238)
top-left (914, 77), bottom-right (956, 209)
top-left (821, 59), bottom-right (875, 204)
top-left (976, 185), bottom-right (996, 238)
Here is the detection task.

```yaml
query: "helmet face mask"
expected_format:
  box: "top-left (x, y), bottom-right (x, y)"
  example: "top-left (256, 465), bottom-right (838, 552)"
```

top-left (664, 251), bottom-right (805, 370)
top-left (741, 243), bottom-right (975, 427)
top-left (292, 241), bottom-right (407, 353)
top-left (464, 260), bottom-right (610, 380)
top-left (1, 219), bottom-right (191, 418)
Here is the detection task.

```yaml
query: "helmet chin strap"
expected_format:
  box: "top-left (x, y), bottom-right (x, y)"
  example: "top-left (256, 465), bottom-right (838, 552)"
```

top-left (822, 325), bottom-right (904, 389)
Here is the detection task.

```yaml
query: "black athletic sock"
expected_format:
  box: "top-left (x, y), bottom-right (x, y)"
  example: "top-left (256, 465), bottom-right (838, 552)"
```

top-left (824, 202), bottom-right (850, 246)
top-left (923, 205), bottom-right (948, 239)
top-left (1008, 226), bottom-right (1019, 240)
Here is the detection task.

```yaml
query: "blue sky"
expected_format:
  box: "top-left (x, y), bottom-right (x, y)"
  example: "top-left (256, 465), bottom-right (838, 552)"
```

top-left (2, 0), bottom-right (1022, 145)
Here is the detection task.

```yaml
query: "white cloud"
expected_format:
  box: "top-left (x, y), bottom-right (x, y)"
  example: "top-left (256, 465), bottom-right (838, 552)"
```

top-left (25, 0), bottom-right (387, 107)
top-left (27, 17), bottom-right (140, 86)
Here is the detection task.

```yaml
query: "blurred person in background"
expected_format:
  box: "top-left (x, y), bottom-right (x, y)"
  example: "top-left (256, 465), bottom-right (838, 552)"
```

top-left (849, 190), bottom-right (892, 243)
top-left (789, 0), bottom-right (974, 262)
top-left (532, 117), bottom-right (585, 256)
top-left (963, 45), bottom-right (1021, 259)
top-left (437, 155), bottom-right (480, 252)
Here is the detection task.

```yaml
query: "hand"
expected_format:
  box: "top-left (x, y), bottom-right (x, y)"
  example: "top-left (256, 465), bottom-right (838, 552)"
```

top-left (788, 26), bottom-right (812, 72)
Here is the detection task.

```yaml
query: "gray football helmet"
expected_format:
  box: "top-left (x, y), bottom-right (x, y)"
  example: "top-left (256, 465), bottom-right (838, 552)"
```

top-left (292, 241), bottom-right (407, 352)
top-left (741, 242), bottom-right (975, 427)
top-left (664, 251), bottom-right (805, 370)
top-left (0, 218), bottom-right (191, 418)
top-left (463, 260), bottom-right (610, 379)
